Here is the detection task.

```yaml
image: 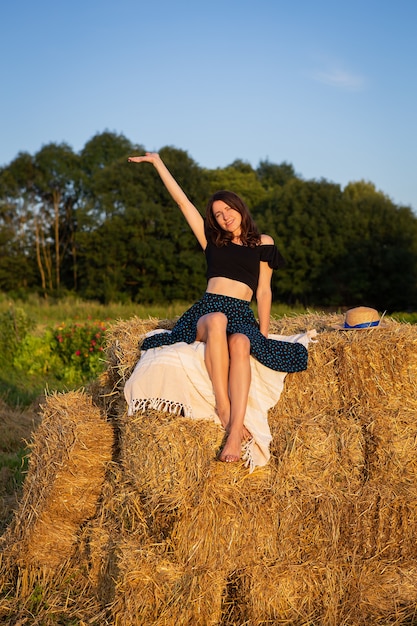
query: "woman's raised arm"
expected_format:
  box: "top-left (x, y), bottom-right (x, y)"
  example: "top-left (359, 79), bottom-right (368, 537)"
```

top-left (128, 152), bottom-right (206, 249)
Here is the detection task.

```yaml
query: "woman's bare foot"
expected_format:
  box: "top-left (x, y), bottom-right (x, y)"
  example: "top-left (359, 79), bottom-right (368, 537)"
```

top-left (218, 431), bottom-right (243, 463)
top-left (215, 408), bottom-right (252, 442)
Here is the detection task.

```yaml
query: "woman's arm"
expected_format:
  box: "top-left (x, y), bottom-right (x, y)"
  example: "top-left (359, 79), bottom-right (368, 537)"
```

top-left (256, 234), bottom-right (275, 337)
top-left (128, 152), bottom-right (206, 249)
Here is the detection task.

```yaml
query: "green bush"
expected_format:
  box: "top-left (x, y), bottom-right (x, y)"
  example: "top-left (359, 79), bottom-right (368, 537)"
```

top-left (13, 331), bottom-right (62, 376)
top-left (0, 307), bottom-right (35, 362)
top-left (391, 311), bottom-right (417, 324)
top-left (0, 448), bottom-right (29, 491)
top-left (51, 320), bottom-right (107, 386)
top-left (12, 320), bottom-right (108, 391)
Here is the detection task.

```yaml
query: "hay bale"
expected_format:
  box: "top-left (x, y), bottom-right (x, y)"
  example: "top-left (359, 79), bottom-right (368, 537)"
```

top-left (111, 542), bottom-right (226, 626)
top-left (333, 324), bottom-right (417, 487)
top-left (91, 316), bottom-right (160, 420)
top-left (347, 486), bottom-right (417, 561)
top-left (0, 555), bottom-right (105, 626)
top-left (119, 410), bottom-right (224, 525)
top-left (232, 561), bottom-right (348, 625)
top-left (1, 389), bottom-right (114, 569)
top-left (170, 462), bottom-right (274, 571)
top-left (105, 316), bottom-right (161, 385)
top-left (347, 560), bottom-right (417, 623)
top-left (76, 461), bottom-right (150, 607)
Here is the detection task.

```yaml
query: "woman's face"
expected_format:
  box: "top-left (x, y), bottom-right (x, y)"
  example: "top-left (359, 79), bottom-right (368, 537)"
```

top-left (212, 200), bottom-right (242, 237)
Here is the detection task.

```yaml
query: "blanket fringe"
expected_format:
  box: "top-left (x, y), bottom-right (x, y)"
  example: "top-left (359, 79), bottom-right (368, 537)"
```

top-left (129, 397), bottom-right (193, 419)
top-left (241, 437), bottom-right (255, 473)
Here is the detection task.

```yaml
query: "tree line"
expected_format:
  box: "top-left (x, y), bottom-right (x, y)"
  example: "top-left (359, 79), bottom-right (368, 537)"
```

top-left (1, 131), bottom-right (417, 312)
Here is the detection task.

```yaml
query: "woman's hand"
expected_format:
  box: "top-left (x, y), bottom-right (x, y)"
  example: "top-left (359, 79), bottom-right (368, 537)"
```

top-left (128, 152), bottom-right (161, 165)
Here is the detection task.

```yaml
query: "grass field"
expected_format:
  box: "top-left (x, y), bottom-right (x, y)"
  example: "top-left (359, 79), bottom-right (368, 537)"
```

top-left (0, 293), bottom-right (192, 328)
top-left (2, 292), bottom-right (415, 327)
top-left (0, 292), bottom-right (310, 327)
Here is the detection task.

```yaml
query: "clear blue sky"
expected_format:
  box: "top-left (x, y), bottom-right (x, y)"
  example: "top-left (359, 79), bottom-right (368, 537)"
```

top-left (1, 0), bottom-right (416, 210)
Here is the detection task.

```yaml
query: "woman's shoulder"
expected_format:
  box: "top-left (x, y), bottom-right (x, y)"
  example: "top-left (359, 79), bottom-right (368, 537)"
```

top-left (260, 233), bottom-right (274, 246)
top-left (258, 235), bottom-right (286, 269)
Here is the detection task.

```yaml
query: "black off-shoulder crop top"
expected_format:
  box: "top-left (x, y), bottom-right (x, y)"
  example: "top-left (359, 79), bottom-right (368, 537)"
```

top-left (205, 240), bottom-right (285, 293)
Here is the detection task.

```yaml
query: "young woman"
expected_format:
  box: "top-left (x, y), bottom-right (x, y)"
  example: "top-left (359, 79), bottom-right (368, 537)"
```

top-left (128, 152), bottom-right (308, 463)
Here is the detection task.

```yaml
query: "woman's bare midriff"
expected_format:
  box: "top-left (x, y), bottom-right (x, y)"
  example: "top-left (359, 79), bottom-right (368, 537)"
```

top-left (206, 276), bottom-right (253, 301)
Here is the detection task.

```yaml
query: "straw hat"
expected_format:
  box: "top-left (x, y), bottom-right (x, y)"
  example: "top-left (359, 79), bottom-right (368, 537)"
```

top-left (332, 306), bottom-right (387, 330)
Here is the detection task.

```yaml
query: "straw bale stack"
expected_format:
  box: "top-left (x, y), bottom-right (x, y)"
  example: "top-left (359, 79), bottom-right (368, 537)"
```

top-left (3, 312), bottom-right (417, 625)
top-left (1, 389), bottom-right (114, 569)
top-left (106, 314), bottom-right (417, 625)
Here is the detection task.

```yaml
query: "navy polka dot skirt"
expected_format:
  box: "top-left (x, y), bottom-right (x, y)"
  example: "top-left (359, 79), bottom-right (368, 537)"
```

top-left (141, 292), bottom-right (308, 373)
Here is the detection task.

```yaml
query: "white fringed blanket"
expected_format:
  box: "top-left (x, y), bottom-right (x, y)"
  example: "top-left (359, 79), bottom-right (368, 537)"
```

top-left (124, 329), bottom-right (317, 471)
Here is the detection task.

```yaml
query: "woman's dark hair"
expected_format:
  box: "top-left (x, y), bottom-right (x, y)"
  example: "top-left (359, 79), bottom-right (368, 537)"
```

top-left (205, 190), bottom-right (261, 247)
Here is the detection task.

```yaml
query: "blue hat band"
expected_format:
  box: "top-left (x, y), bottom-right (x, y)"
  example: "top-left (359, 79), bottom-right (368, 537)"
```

top-left (343, 320), bottom-right (380, 329)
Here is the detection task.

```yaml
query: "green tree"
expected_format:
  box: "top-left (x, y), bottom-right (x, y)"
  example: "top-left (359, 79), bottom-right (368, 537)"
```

top-left (205, 160), bottom-right (267, 208)
top-left (0, 153), bottom-right (40, 293)
top-left (255, 178), bottom-right (347, 306)
top-left (77, 146), bottom-right (208, 303)
top-left (255, 176), bottom-right (417, 310)
top-left (33, 143), bottom-right (82, 293)
top-left (256, 159), bottom-right (297, 189)
top-left (1, 135), bottom-right (416, 311)
top-left (0, 144), bottom-right (82, 296)
top-left (335, 182), bottom-right (417, 310)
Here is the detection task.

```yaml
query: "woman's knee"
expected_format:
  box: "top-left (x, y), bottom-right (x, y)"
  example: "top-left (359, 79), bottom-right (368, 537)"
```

top-left (228, 333), bottom-right (250, 358)
top-left (197, 312), bottom-right (228, 340)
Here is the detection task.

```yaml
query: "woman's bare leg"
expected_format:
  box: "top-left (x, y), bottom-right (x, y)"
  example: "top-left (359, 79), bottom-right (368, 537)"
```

top-left (196, 312), bottom-right (230, 430)
top-left (218, 333), bottom-right (251, 462)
